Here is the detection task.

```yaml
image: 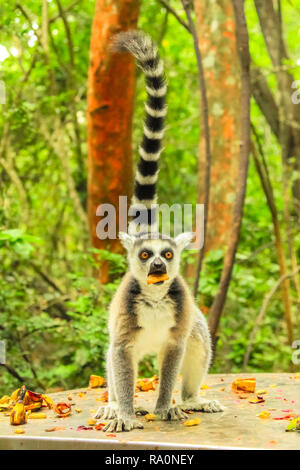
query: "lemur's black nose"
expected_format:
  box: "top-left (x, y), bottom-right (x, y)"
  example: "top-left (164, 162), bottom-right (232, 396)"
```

top-left (149, 257), bottom-right (166, 274)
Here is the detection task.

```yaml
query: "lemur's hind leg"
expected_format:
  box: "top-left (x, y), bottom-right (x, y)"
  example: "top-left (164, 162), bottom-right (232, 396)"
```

top-left (180, 316), bottom-right (224, 413)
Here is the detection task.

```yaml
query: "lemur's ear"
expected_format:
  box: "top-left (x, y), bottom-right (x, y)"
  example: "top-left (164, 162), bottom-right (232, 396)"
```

top-left (174, 232), bottom-right (194, 251)
top-left (119, 232), bottom-right (135, 251)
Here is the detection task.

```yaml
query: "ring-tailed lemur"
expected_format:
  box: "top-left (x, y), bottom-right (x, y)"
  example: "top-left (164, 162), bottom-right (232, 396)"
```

top-left (95, 31), bottom-right (224, 433)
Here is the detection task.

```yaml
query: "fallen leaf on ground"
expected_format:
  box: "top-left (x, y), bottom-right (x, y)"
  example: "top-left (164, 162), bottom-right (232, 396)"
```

top-left (106, 433), bottom-right (116, 437)
top-left (75, 408), bottom-right (82, 413)
top-left (89, 375), bottom-right (105, 389)
top-left (184, 418), bottom-right (201, 427)
top-left (256, 390), bottom-right (268, 395)
top-left (77, 425), bottom-right (93, 431)
top-left (232, 378), bottom-right (256, 393)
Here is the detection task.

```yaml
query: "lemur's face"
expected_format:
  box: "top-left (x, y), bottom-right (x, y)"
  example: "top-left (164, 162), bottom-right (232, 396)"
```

top-left (119, 232), bottom-right (193, 287)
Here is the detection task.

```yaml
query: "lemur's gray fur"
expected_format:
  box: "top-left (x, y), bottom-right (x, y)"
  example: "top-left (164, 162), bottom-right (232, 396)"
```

top-left (95, 31), bottom-right (224, 433)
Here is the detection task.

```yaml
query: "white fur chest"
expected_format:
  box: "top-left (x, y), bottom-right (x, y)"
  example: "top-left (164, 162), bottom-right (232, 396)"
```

top-left (134, 296), bottom-right (175, 360)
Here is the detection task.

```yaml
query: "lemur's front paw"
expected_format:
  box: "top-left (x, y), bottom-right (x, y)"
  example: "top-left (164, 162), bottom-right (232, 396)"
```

top-left (155, 405), bottom-right (188, 421)
top-left (102, 416), bottom-right (144, 433)
top-left (181, 398), bottom-right (225, 413)
top-left (94, 401), bottom-right (118, 420)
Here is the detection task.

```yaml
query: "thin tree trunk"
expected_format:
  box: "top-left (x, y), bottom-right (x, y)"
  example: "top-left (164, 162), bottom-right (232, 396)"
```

top-left (87, 0), bottom-right (140, 283)
top-left (208, 0), bottom-right (251, 349)
top-left (251, 136), bottom-right (293, 345)
top-left (181, 0), bottom-right (211, 297)
top-left (194, 0), bottom-right (241, 254)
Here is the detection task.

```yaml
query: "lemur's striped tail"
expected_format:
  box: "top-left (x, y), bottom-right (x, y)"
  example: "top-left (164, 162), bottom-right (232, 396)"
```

top-left (114, 31), bottom-right (167, 235)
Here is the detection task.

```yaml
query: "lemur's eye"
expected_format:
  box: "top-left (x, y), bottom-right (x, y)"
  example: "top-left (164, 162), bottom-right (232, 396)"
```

top-left (140, 251), bottom-right (149, 260)
top-left (164, 251), bottom-right (173, 259)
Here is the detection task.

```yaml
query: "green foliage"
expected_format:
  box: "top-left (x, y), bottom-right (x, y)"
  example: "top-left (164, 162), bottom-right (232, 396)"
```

top-left (0, 227), bottom-right (121, 394)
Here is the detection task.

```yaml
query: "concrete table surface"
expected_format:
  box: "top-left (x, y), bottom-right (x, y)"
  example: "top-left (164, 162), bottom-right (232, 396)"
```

top-left (0, 373), bottom-right (299, 450)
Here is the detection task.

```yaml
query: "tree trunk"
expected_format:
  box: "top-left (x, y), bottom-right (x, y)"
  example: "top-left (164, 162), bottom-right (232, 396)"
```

top-left (87, 0), bottom-right (140, 283)
top-left (208, 0), bottom-right (251, 348)
top-left (194, 0), bottom-right (241, 252)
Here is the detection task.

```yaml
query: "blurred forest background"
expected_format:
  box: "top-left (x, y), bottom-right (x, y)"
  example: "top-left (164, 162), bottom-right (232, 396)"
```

top-left (0, 0), bottom-right (299, 395)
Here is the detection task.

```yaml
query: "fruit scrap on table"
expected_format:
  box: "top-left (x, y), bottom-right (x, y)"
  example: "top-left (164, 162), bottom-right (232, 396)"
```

top-left (232, 378), bottom-right (256, 393)
top-left (87, 418), bottom-right (97, 426)
top-left (249, 396), bottom-right (265, 404)
top-left (184, 418), bottom-right (201, 427)
top-left (95, 422), bottom-right (106, 430)
top-left (285, 416), bottom-right (300, 432)
top-left (11, 387), bottom-right (53, 410)
top-left (96, 390), bottom-right (108, 402)
top-left (273, 414), bottom-right (297, 420)
top-left (136, 375), bottom-right (159, 392)
top-left (28, 412), bottom-right (47, 419)
top-left (14, 428), bottom-right (25, 434)
top-left (89, 375), bottom-right (106, 389)
top-left (144, 413), bottom-right (156, 421)
top-left (200, 384), bottom-right (211, 390)
top-left (45, 426), bottom-right (66, 432)
top-left (54, 402), bottom-right (72, 418)
top-left (257, 411), bottom-right (270, 419)
top-left (10, 386), bottom-right (27, 426)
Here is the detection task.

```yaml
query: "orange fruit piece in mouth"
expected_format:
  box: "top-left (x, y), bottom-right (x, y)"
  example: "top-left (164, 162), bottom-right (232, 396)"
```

top-left (147, 273), bottom-right (169, 285)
